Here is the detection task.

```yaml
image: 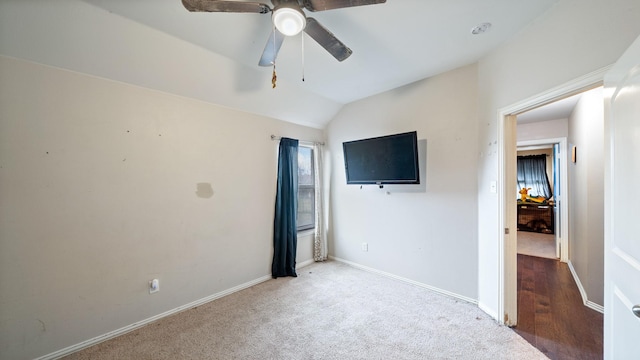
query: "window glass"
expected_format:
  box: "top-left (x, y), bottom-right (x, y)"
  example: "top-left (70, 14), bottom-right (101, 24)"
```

top-left (297, 146), bottom-right (315, 231)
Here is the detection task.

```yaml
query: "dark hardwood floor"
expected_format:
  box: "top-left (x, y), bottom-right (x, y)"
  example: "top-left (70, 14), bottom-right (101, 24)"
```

top-left (514, 254), bottom-right (603, 360)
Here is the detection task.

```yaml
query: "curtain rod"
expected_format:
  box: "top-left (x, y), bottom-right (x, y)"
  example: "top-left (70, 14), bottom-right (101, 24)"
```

top-left (271, 135), bottom-right (325, 146)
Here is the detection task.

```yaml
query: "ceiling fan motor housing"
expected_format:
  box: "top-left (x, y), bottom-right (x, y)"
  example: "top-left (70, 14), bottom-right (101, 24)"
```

top-left (271, 0), bottom-right (307, 36)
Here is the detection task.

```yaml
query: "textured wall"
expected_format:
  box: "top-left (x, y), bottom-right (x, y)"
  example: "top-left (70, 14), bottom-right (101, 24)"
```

top-left (0, 56), bottom-right (321, 360)
top-left (568, 87), bottom-right (605, 306)
top-left (326, 64), bottom-right (479, 301)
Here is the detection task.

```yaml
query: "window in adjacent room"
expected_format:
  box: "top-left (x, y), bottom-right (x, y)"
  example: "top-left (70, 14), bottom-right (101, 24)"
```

top-left (297, 145), bottom-right (315, 231)
top-left (517, 154), bottom-right (553, 199)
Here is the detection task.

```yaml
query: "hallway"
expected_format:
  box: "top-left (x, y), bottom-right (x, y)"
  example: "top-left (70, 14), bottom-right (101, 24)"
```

top-left (514, 254), bottom-right (603, 359)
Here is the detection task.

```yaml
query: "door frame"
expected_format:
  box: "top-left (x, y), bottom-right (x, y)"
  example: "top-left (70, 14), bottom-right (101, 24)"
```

top-left (516, 138), bottom-right (568, 262)
top-left (497, 66), bottom-right (610, 326)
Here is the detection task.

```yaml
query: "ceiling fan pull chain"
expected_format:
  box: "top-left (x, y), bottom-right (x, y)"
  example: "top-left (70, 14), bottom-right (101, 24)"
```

top-left (272, 63), bottom-right (277, 89)
top-left (301, 32), bottom-right (305, 82)
top-left (271, 22), bottom-right (277, 89)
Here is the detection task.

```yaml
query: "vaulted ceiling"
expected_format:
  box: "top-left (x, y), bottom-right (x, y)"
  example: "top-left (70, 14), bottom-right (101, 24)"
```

top-left (2, 0), bottom-right (560, 127)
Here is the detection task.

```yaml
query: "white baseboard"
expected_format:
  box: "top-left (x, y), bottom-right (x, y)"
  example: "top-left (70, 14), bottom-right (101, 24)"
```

top-left (585, 300), bottom-right (604, 313)
top-left (478, 302), bottom-right (500, 321)
top-left (36, 257), bottom-right (467, 359)
top-left (37, 273), bottom-right (278, 360)
top-left (38, 258), bottom-right (319, 360)
top-left (297, 259), bottom-right (315, 269)
top-left (329, 256), bottom-right (478, 305)
top-left (567, 260), bottom-right (604, 314)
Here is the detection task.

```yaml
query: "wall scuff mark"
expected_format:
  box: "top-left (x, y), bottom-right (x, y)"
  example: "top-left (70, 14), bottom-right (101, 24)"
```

top-left (195, 183), bottom-right (214, 199)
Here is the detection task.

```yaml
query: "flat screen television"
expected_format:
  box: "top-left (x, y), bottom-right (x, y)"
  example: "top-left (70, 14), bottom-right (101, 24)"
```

top-left (343, 131), bottom-right (419, 186)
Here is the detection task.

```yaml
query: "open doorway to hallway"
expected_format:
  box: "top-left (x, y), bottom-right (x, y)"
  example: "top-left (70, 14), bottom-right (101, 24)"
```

top-left (498, 67), bottom-right (609, 331)
top-left (512, 86), bottom-right (605, 299)
top-left (509, 86), bottom-right (605, 359)
top-left (514, 92), bottom-right (578, 261)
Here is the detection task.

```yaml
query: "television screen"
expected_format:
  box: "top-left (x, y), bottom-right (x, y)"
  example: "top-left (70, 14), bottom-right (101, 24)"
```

top-left (343, 131), bottom-right (419, 185)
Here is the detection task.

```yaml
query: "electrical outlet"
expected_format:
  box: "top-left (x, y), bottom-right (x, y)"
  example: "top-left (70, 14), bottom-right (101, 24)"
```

top-left (361, 242), bottom-right (368, 252)
top-left (149, 279), bottom-right (159, 294)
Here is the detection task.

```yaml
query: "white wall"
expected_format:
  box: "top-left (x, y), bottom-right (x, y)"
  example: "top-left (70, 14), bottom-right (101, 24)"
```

top-left (0, 56), bottom-right (321, 360)
top-left (568, 87), bottom-right (605, 306)
top-left (517, 118), bottom-right (568, 141)
top-left (476, 0), bottom-right (640, 316)
top-left (326, 64), bottom-right (479, 300)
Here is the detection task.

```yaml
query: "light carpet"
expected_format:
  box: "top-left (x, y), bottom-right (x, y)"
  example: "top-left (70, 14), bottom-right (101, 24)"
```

top-left (517, 231), bottom-right (557, 259)
top-left (64, 261), bottom-right (547, 360)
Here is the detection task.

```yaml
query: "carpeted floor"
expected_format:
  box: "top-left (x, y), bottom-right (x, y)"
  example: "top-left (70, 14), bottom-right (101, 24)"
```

top-left (64, 261), bottom-right (547, 360)
top-left (517, 231), bottom-right (556, 259)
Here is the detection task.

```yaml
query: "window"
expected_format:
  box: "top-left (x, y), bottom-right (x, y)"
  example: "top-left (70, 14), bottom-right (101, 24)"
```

top-left (297, 146), bottom-right (315, 231)
top-left (517, 154), bottom-right (553, 199)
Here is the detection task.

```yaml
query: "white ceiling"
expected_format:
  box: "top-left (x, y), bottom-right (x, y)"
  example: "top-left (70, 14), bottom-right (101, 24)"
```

top-left (517, 92), bottom-right (583, 124)
top-left (77, 0), bottom-right (559, 127)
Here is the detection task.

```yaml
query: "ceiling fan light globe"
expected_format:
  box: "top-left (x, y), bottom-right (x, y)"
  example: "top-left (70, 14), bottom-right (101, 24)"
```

top-left (273, 7), bottom-right (306, 36)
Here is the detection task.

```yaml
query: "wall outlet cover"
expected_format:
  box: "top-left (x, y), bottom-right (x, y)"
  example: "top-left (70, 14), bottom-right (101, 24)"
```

top-left (149, 279), bottom-right (159, 294)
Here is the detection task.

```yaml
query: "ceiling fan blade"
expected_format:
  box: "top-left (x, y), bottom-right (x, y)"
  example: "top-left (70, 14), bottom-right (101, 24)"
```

top-left (304, 17), bottom-right (352, 62)
top-left (302, 0), bottom-right (386, 12)
top-left (259, 29), bottom-right (286, 66)
top-left (182, 0), bottom-right (271, 14)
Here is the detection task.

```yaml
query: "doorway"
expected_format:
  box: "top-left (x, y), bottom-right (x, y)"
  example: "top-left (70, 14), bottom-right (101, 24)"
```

top-left (515, 138), bottom-right (567, 261)
top-left (497, 68), bottom-right (608, 327)
top-left (502, 84), bottom-right (606, 358)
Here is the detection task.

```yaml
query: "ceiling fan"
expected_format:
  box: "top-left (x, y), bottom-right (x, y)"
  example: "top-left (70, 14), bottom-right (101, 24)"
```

top-left (181, 0), bottom-right (387, 67)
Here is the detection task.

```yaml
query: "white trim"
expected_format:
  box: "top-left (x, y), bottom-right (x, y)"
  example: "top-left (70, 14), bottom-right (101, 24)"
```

top-left (330, 256), bottom-right (478, 305)
top-left (35, 260), bottom-right (317, 360)
top-left (497, 112), bottom-right (506, 321)
top-left (499, 66), bottom-right (611, 116)
top-left (517, 144), bottom-right (554, 151)
top-left (296, 258), bottom-right (315, 269)
top-left (586, 300), bottom-right (605, 314)
top-left (567, 260), bottom-right (605, 314)
top-left (478, 301), bottom-right (500, 320)
top-left (497, 65), bottom-right (610, 325)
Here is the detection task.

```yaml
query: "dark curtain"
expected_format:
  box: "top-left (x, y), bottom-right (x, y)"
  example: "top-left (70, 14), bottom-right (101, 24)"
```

top-left (272, 138), bottom-right (299, 278)
top-left (517, 154), bottom-right (553, 199)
